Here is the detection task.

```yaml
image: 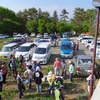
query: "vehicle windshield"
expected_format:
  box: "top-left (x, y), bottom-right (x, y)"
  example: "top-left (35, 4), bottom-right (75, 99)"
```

top-left (2, 47), bottom-right (13, 52)
top-left (35, 48), bottom-right (46, 54)
top-left (12, 39), bottom-right (21, 42)
top-left (39, 40), bottom-right (49, 42)
top-left (17, 46), bottom-right (29, 52)
top-left (61, 45), bottom-right (71, 50)
top-left (78, 59), bottom-right (92, 65)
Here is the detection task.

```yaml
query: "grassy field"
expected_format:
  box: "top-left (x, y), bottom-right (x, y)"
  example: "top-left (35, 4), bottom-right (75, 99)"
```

top-left (0, 37), bottom-right (99, 100)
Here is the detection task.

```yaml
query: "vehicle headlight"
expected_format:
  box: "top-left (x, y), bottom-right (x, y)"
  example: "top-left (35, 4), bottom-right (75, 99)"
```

top-left (61, 51), bottom-right (63, 54)
top-left (43, 55), bottom-right (47, 59)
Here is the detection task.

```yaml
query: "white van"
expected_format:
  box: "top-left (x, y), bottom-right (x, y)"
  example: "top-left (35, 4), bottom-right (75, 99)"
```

top-left (0, 43), bottom-right (19, 58)
top-left (15, 43), bottom-right (36, 59)
top-left (32, 43), bottom-right (51, 64)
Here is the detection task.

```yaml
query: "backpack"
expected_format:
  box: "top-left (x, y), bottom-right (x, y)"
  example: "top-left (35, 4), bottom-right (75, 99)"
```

top-left (56, 77), bottom-right (63, 85)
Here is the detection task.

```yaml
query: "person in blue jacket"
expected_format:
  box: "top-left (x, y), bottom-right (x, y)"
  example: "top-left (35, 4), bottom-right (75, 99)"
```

top-left (32, 61), bottom-right (40, 71)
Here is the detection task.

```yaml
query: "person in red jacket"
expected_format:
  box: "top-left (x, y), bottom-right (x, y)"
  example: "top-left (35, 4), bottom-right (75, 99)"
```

top-left (54, 57), bottom-right (61, 76)
top-left (76, 42), bottom-right (79, 51)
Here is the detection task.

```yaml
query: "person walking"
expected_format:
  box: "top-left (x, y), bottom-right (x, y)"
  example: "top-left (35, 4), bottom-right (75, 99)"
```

top-left (1, 62), bottom-right (7, 84)
top-left (17, 72), bottom-right (25, 99)
top-left (0, 68), bottom-right (3, 92)
top-left (73, 42), bottom-right (76, 51)
top-left (76, 42), bottom-right (79, 51)
top-left (55, 84), bottom-right (64, 100)
top-left (19, 55), bottom-right (24, 71)
top-left (47, 71), bottom-right (53, 94)
top-left (24, 65), bottom-right (33, 89)
top-left (86, 70), bottom-right (95, 92)
top-left (54, 57), bottom-right (61, 76)
top-left (10, 59), bottom-right (17, 79)
top-left (61, 59), bottom-right (67, 79)
top-left (33, 67), bottom-right (43, 92)
top-left (69, 61), bottom-right (74, 83)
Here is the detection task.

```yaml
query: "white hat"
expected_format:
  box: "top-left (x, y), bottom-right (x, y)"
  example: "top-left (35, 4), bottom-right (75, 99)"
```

top-left (36, 67), bottom-right (40, 71)
top-left (69, 61), bottom-right (71, 64)
top-left (48, 71), bottom-right (52, 77)
top-left (25, 58), bottom-right (28, 60)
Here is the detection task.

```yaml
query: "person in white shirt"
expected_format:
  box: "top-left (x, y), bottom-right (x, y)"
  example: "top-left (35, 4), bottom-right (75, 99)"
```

top-left (25, 58), bottom-right (31, 70)
top-left (0, 68), bottom-right (3, 92)
top-left (86, 70), bottom-right (95, 92)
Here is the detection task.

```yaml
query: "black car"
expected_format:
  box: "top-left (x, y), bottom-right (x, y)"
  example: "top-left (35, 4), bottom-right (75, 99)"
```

top-left (5, 39), bottom-right (25, 45)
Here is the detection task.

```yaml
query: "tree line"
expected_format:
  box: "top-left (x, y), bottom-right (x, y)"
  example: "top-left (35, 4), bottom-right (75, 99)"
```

top-left (0, 6), bottom-right (97, 35)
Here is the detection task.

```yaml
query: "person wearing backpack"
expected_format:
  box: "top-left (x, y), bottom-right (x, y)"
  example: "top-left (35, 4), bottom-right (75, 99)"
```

top-left (24, 65), bottom-right (33, 89)
top-left (17, 72), bottom-right (25, 99)
top-left (1, 62), bottom-right (8, 84)
top-left (0, 68), bottom-right (3, 92)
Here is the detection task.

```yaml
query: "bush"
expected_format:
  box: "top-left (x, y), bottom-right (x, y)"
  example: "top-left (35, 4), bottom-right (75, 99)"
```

top-left (45, 66), bottom-right (54, 74)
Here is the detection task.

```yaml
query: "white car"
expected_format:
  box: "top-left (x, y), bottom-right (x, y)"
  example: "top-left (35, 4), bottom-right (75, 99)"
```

top-left (13, 32), bottom-right (18, 37)
top-left (77, 34), bottom-right (90, 41)
top-left (14, 34), bottom-right (23, 39)
top-left (15, 43), bottom-right (36, 59)
top-left (96, 47), bottom-right (100, 59)
top-left (0, 34), bottom-right (6, 39)
top-left (32, 43), bottom-right (51, 64)
top-left (37, 33), bottom-right (42, 38)
top-left (44, 33), bottom-right (48, 37)
top-left (85, 40), bottom-right (93, 48)
top-left (0, 43), bottom-right (19, 58)
top-left (30, 33), bottom-right (35, 37)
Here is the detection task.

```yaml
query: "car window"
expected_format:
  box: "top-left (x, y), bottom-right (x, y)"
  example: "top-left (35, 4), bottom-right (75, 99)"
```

top-left (2, 47), bottom-right (13, 52)
top-left (78, 59), bottom-right (92, 65)
top-left (17, 46), bottom-right (29, 52)
top-left (61, 45), bottom-right (71, 50)
top-left (35, 48), bottom-right (46, 54)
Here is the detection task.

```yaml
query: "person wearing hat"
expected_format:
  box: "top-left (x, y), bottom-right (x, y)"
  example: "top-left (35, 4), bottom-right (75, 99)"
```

top-left (61, 59), bottom-right (67, 79)
top-left (55, 84), bottom-right (64, 100)
top-left (1, 62), bottom-right (7, 84)
top-left (10, 59), bottom-right (17, 79)
top-left (86, 70), bottom-right (95, 92)
top-left (33, 67), bottom-right (43, 92)
top-left (32, 61), bottom-right (40, 71)
top-left (25, 58), bottom-right (31, 70)
top-left (54, 57), bottom-right (61, 76)
top-left (0, 67), bottom-right (3, 92)
top-left (47, 71), bottom-right (53, 94)
top-left (69, 61), bottom-right (74, 83)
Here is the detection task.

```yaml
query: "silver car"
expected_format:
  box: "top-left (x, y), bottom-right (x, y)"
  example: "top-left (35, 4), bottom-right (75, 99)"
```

top-left (74, 55), bottom-right (98, 76)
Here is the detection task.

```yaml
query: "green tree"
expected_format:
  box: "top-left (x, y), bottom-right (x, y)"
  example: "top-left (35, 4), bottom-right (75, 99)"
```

top-left (52, 10), bottom-right (58, 24)
top-left (60, 9), bottom-right (69, 21)
top-left (26, 19), bottom-right (38, 33)
top-left (74, 7), bottom-right (85, 26)
top-left (42, 11), bottom-right (50, 17)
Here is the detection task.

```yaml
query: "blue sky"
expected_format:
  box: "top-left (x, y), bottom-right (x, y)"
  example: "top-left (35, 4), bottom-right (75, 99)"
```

top-left (0, 0), bottom-right (95, 19)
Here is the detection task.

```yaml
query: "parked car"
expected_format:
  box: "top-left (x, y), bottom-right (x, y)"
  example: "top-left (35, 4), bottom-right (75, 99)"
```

top-left (44, 33), bottom-right (48, 37)
top-left (0, 43), bottom-right (19, 58)
top-left (77, 34), bottom-right (90, 41)
top-left (4, 34), bottom-right (9, 38)
top-left (63, 35), bottom-right (69, 39)
top-left (85, 40), bottom-right (93, 48)
top-left (15, 43), bottom-right (36, 59)
top-left (14, 34), bottom-right (24, 39)
top-left (62, 32), bottom-right (68, 38)
top-left (13, 32), bottom-right (17, 37)
top-left (37, 33), bottom-right (42, 38)
top-left (59, 41), bottom-right (73, 58)
top-left (30, 33), bottom-right (35, 37)
top-left (74, 55), bottom-right (98, 76)
top-left (32, 43), bottom-right (51, 64)
top-left (5, 39), bottom-right (25, 45)
top-left (61, 39), bottom-right (70, 42)
top-left (0, 34), bottom-right (6, 39)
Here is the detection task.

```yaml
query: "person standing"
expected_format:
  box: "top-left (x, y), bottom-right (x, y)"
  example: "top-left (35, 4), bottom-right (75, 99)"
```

top-left (61, 59), bottom-right (67, 79)
top-left (54, 57), bottom-right (61, 76)
top-left (47, 71), bottom-right (53, 94)
top-left (54, 39), bottom-right (56, 48)
top-left (1, 62), bottom-right (7, 84)
top-left (33, 67), bottom-right (43, 92)
top-left (19, 55), bottom-right (24, 71)
top-left (0, 68), bottom-right (3, 92)
top-left (24, 58), bottom-right (31, 70)
top-left (76, 42), bottom-right (79, 51)
top-left (56, 38), bottom-right (59, 47)
top-left (10, 59), bottom-right (17, 79)
top-left (86, 70), bottom-right (95, 92)
top-left (32, 61), bottom-right (40, 71)
top-left (17, 72), bottom-right (25, 99)
top-left (55, 84), bottom-right (64, 100)
top-left (24, 65), bottom-right (33, 89)
top-left (69, 61), bottom-right (74, 83)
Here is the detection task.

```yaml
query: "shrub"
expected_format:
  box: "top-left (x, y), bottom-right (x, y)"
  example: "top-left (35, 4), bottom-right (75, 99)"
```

top-left (45, 66), bottom-right (54, 74)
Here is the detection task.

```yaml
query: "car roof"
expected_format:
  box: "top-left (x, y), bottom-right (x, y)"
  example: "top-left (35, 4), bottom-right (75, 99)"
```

top-left (20, 43), bottom-right (34, 46)
top-left (62, 41), bottom-right (70, 45)
top-left (77, 55), bottom-right (92, 59)
top-left (37, 43), bottom-right (50, 48)
top-left (4, 43), bottom-right (18, 47)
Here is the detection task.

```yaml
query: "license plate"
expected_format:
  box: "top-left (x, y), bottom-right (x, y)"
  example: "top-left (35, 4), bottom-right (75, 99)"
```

top-left (1, 56), bottom-right (4, 58)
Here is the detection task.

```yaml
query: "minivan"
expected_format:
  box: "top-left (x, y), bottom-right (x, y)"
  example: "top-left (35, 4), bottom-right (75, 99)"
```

top-left (59, 41), bottom-right (73, 58)
top-left (32, 43), bottom-right (51, 64)
top-left (15, 43), bottom-right (36, 59)
top-left (0, 43), bottom-right (19, 58)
